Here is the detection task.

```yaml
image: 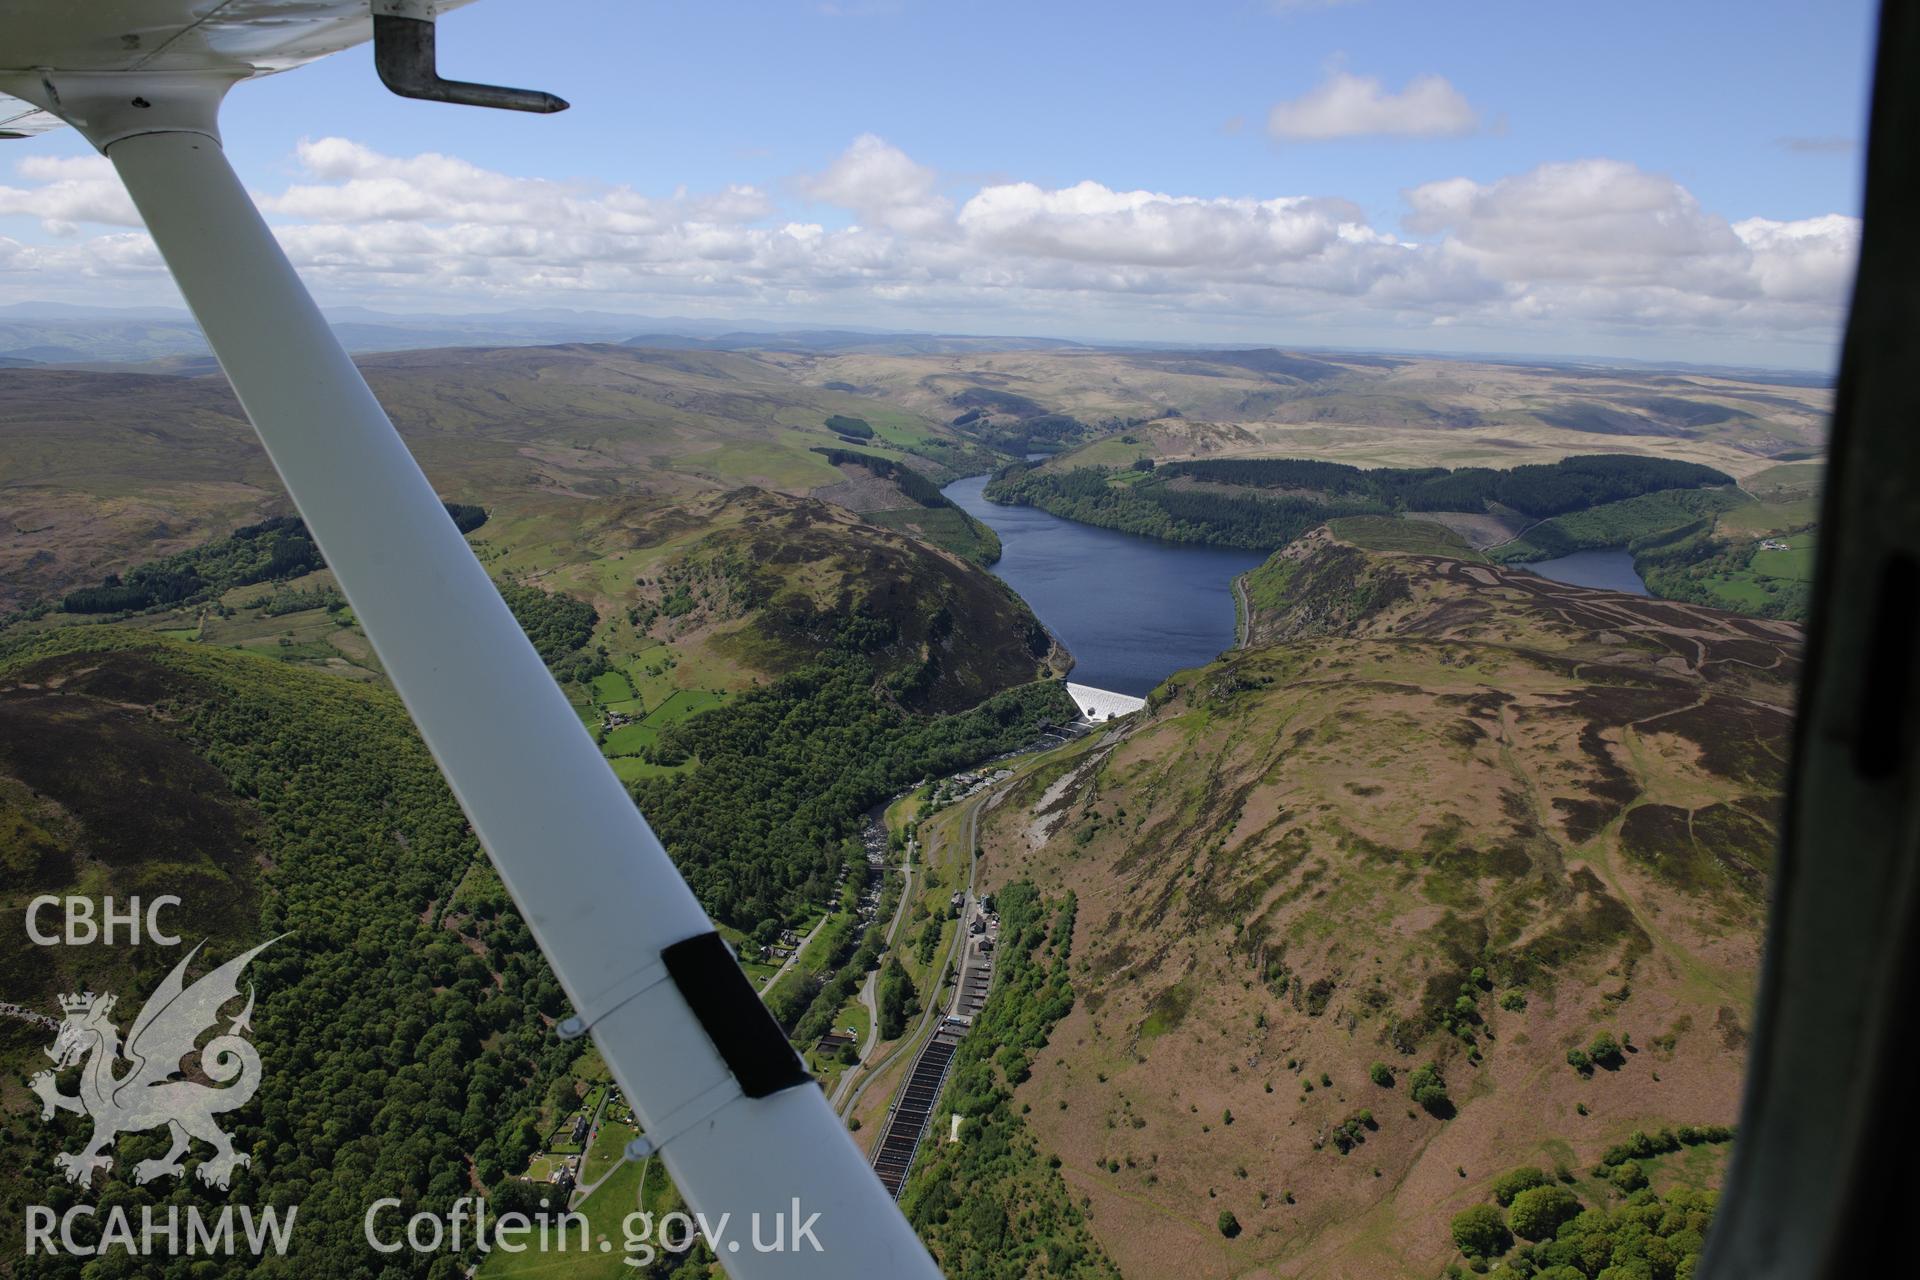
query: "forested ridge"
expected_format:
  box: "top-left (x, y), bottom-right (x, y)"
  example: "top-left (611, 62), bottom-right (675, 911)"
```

top-left (2, 628), bottom-right (573, 1278)
top-left (1163, 455), bottom-right (1732, 518)
top-left (632, 656), bottom-right (1074, 930)
top-left (55, 502), bottom-right (488, 615)
top-left (44, 494), bottom-right (613, 678)
top-left (988, 464), bottom-right (1376, 549)
top-left (984, 454), bottom-right (1735, 553)
top-left (1484, 490), bottom-right (1748, 564)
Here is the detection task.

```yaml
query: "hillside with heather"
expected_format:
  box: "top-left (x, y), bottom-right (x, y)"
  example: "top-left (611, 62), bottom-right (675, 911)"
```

top-left (956, 528), bottom-right (1792, 1278)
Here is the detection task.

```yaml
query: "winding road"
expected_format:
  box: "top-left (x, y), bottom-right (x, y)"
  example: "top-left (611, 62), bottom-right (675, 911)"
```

top-left (828, 824), bottom-right (915, 1109)
top-left (757, 911), bottom-right (829, 996)
top-left (1233, 572), bottom-right (1252, 648)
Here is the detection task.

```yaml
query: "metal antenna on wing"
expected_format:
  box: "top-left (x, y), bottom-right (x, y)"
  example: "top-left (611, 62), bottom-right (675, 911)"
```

top-left (372, 0), bottom-right (568, 113)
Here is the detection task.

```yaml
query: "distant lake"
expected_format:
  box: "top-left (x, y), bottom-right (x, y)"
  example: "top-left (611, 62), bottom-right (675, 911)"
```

top-left (1517, 548), bottom-right (1650, 595)
top-left (944, 475), bottom-right (1265, 697)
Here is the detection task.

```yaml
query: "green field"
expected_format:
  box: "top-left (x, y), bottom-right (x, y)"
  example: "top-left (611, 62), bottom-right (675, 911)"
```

top-left (597, 686), bottom-right (726, 768)
top-left (1696, 574), bottom-right (1775, 609)
top-left (805, 990), bottom-right (871, 1092)
top-left (1750, 535), bottom-right (1816, 581)
top-left (589, 670), bottom-right (635, 705)
top-left (581, 1116), bottom-right (639, 1187)
top-left (565, 684), bottom-right (599, 729)
top-left (1676, 532), bottom-right (1816, 611)
top-left (1042, 434), bottom-right (1157, 470)
top-left (716, 921), bottom-right (779, 986)
top-left (601, 721), bottom-right (661, 756)
top-left (852, 405), bottom-right (943, 450)
top-left (607, 754), bottom-right (690, 783)
top-left (762, 906), bottom-right (857, 1014)
top-left (885, 782), bottom-right (931, 831)
top-left (1717, 496), bottom-right (1817, 538)
top-left (476, 1158), bottom-right (645, 1280)
top-left (648, 687), bottom-right (726, 725)
top-left (841, 991), bottom-right (872, 1046)
top-left (683, 436), bottom-right (848, 490)
top-left (1741, 460), bottom-right (1825, 502)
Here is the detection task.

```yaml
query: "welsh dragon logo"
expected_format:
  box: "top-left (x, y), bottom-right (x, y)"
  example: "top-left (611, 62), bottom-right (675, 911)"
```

top-left (28, 939), bottom-right (277, 1191)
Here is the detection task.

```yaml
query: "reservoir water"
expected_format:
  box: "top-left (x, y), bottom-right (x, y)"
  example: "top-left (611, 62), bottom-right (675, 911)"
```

top-left (1517, 547), bottom-right (1650, 595)
top-left (943, 475), bottom-right (1266, 697)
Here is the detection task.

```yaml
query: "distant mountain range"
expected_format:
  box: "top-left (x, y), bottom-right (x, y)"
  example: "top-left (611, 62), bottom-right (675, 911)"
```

top-left (0, 302), bottom-right (1079, 366)
top-left (621, 329), bottom-right (1086, 356)
top-left (0, 303), bottom-right (680, 365)
top-left (0, 302), bottom-right (1831, 385)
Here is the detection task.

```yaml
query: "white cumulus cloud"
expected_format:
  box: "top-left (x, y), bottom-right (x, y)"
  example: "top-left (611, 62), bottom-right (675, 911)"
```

top-left (264, 137), bottom-right (772, 231)
top-left (1402, 159), bottom-right (1858, 333)
top-left (1733, 214), bottom-right (1861, 302)
top-left (0, 136), bottom-right (1860, 359)
top-left (797, 132), bottom-right (950, 234)
top-left (1268, 70), bottom-right (1479, 140)
top-left (958, 183), bottom-right (1373, 268)
top-left (0, 153), bottom-right (140, 231)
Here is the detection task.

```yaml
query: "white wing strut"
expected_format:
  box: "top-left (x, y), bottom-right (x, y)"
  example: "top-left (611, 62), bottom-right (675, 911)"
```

top-left (29, 81), bottom-right (939, 1279)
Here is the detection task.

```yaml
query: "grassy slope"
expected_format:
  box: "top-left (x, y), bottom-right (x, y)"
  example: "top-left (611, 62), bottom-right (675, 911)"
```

top-left (965, 532), bottom-right (1795, 1279)
top-left (0, 344), bottom-right (996, 612)
top-left (1485, 488), bottom-right (1753, 562)
top-left (1328, 515), bottom-right (1486, 561)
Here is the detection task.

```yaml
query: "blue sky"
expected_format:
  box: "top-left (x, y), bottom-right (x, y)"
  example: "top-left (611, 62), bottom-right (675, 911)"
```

top-left (0, 0), bottom-right (1881, 366)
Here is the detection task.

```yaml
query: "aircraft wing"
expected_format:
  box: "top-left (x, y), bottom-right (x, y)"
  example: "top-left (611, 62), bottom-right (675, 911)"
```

top-left (0, 91), bottom-right (62, 138)
top-left (0, 0), bottom-right (479, 141)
